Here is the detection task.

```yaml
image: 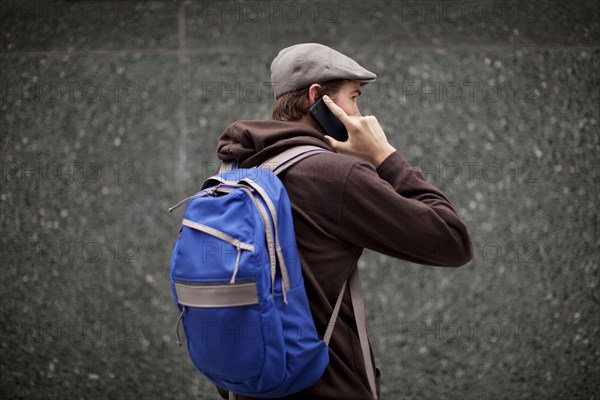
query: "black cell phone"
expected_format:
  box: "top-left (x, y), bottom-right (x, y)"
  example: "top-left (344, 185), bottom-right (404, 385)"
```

top-left (308, 97), bottom-right (348, 142)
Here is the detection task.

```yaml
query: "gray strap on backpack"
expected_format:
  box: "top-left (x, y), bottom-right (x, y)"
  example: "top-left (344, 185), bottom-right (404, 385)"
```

top-left (218, 145), bottom-right (327, 175)
top-left (349, 268), bottom-right (378, 399)
top-left (218, 160), bottom-right (235, 174)
top-left (324, 268), bottom-right (378, 399)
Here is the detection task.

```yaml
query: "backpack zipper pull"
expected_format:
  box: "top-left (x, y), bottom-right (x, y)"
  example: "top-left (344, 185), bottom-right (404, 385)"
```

top-left (168, 185), bottom-right (221, 212)
top-left (176, 305), bottom-right (186, 346)
top-left (229, 244), bottom-right (242, 284)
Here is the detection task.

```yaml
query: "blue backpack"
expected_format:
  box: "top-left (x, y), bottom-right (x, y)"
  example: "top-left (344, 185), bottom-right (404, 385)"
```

top-left (169, 145), bottom-right (378, 399)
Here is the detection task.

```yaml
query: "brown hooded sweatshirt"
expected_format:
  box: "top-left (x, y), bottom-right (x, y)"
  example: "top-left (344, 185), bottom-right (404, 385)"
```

top-left (215, 120), bottom-right (472, 400)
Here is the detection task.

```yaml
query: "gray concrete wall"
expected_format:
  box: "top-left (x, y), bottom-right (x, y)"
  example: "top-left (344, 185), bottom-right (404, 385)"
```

top-left (1, 1), bottom-right (598, 399)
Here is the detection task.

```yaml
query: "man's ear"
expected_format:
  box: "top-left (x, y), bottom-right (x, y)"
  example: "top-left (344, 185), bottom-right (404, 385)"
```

top-left (307, 83), bottom-right (322, 106)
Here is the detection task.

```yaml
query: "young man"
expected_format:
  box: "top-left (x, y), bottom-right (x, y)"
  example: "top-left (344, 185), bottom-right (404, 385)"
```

top-left (216, 43), bottom-right (472, 399)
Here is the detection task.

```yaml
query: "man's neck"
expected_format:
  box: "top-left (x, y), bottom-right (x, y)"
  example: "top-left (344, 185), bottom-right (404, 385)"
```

top-left (296, 114), bottom-right (324, 135)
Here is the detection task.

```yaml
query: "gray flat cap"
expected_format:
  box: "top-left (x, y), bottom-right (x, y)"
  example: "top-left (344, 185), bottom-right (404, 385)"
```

top-left (270, 43), bottom-right (376, 99)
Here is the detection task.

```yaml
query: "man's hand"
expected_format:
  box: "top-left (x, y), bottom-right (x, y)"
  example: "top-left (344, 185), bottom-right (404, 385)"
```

top-left (322, 95), bottom-right (396, 167)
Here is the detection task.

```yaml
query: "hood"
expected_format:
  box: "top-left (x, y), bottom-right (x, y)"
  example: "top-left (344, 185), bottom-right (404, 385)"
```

top-left (217, 120), bottom-right (334, 168)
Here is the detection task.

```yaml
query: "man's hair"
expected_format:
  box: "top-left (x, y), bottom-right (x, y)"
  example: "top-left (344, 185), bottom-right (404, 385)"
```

top-left (271, 79), bottom-right (345, 121)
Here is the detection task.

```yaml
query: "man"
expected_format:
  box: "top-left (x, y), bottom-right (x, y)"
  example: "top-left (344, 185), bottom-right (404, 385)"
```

top-left (216, 43), bottom-right (472, 399)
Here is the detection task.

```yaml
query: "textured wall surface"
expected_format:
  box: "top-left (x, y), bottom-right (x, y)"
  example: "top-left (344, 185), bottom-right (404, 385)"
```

top-left (1, 1), bottom-right (598, 399)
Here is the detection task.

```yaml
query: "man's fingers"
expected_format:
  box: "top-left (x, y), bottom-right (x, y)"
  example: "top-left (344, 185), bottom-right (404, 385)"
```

top-left (324, 135), bottom-right (341, 149)
top-left (323, 135), bottom-right (336, 147)
top-left (323, 95), bottom-right (353, 127)
top-left (324, 135), bottom-right (350, 153)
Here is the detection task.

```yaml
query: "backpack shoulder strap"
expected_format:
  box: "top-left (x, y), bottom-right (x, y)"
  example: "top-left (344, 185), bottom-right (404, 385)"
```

top-left (324, 268), bottom-right (378, 399)
top-left (218, 145), bottom-right (329, 175)
top-left (259, 145), bottom-right (329, 175)
top-left (349, 268), bottom-right (378, 399)
top-left (217, 160), bottom-right (236, 174)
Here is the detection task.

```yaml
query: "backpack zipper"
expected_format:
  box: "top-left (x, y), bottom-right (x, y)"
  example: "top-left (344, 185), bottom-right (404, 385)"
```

top-left (176, 305), bottom-right (186, 346)
top-left (168, 188), bottom-right (216, 212)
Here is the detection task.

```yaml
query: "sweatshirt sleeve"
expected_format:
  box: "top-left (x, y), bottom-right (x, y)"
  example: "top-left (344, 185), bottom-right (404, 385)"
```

top-left (337, 151), bottom-right (472, 267)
